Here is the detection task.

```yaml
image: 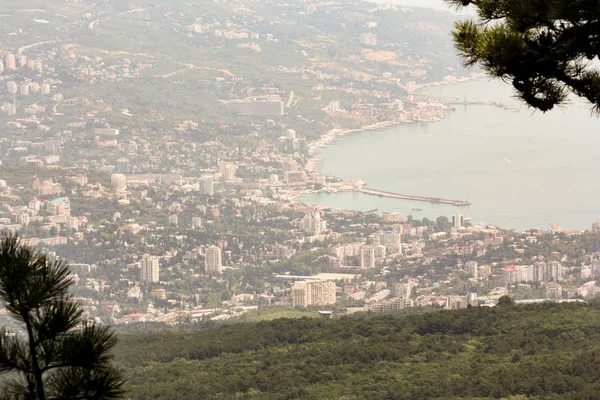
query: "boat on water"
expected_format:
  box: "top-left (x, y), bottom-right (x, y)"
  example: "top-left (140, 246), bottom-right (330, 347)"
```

top-left (411, 208), bottom-right (423, 211)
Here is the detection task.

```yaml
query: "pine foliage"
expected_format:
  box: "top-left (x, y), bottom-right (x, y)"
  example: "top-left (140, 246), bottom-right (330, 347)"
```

top-left (446, 0), bottom-right (600, 113)
top-left (0, 235), bottom-right (124, 399)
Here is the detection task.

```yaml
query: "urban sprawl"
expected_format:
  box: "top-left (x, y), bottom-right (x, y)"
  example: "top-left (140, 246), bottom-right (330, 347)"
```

top-left (0, 0), bottom-right (597, 328)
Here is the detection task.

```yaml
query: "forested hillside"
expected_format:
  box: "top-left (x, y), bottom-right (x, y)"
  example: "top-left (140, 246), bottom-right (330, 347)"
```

top-left (117, 302), bottom-right (600, 399)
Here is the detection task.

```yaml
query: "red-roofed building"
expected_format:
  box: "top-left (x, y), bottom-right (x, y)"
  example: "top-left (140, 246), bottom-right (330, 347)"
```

top-left (123, 313), bottom-right (145, 323)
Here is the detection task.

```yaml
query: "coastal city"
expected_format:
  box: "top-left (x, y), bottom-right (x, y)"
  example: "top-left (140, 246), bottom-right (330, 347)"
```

top-left (0, 0), bottom-right (598, 330)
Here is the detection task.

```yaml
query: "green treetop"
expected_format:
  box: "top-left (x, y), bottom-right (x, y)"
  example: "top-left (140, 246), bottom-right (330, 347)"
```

top-left (446, 0), bottom-right (600, 112)
top-left (0, 235), bottom-right (124, 399)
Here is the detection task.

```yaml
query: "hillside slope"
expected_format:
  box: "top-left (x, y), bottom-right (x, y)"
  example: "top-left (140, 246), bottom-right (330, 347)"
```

top-left (116, 302), bottom-right (600, 399)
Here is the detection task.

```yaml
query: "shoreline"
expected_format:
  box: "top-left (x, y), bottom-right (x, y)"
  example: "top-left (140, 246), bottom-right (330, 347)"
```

top-left (304, 74), bottom-right (488, 175)
top-left (296, 77), bottom-right (596, 232)
top-left (304, 119), bottom-right (406, 174)
top-left (297, 75), bottom-right (499, 216)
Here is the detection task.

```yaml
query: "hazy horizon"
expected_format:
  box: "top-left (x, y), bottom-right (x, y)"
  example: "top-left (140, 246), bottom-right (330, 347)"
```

top-left (368, 0), bottom-right (474, 14)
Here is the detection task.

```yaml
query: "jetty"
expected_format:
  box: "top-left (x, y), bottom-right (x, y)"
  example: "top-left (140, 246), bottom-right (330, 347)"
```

top-left (360, 187), bottom-right (471, 207)
top-left (437, 96), bottom-right (519, 113)
top-left (449, 100), bottom-right (518, 112)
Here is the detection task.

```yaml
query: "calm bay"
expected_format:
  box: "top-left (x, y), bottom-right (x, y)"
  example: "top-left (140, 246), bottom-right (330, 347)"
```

top-left (301, 79), bottom-right (600, 231)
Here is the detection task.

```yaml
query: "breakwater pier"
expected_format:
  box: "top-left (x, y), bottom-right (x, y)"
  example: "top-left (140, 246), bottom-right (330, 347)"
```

top-left (359, 187), bottom-right (471, 207)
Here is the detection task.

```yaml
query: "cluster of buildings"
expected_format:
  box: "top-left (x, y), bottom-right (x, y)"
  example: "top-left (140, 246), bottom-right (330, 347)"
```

top-left (328, 229), bottom-right (402, 270)
top-left (1, 52), bottom-right (53, 116)
top-left (0, 151), bottom-right (597, 324)
top-left (503, 262), bottom-right (565, 284)
top-left (137, 246), bottom-right (222, 284)
top-left (0, 1), bottom-right (597, 328)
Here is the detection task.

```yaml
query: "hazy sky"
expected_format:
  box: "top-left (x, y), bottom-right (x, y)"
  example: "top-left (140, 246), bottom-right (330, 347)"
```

top-left (393, 0), bottom-right (453, 11)
top-left (369, 0), bottom-right (473, 14)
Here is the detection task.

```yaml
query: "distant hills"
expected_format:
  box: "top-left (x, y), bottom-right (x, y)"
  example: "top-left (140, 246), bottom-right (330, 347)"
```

top-left (116, 302), bottom-right (600, 399)
top-left (0, 0), bottom-right (466, 137)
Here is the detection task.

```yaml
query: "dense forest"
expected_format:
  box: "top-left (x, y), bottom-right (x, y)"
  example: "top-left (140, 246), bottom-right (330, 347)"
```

top-left (116, 302), bottom-right (600, 399)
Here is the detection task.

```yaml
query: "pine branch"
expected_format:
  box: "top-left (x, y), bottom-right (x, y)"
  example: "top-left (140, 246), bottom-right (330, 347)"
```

top-left (0, 376), bottom-right (37, 400)
top-left (0, 235), bottom-right (125, 398)
top-left (0, 329), bottom-right (29, 374)
top-left (448, 0), bottom-right (600, 112)
top-left (0, 236), bottom-right (72, 320)
top-left (53, 324), bottom-right (119, 371)
top-left (34, 298), bottom-right (83, 345)
top-left (47, 366), bottom-right (125, 400)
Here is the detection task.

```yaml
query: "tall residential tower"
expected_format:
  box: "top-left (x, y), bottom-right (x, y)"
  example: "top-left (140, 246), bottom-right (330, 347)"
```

top-left (205, 246), bottom-right (222, 274)
top-left (140, 254), bottom-right (160, 283)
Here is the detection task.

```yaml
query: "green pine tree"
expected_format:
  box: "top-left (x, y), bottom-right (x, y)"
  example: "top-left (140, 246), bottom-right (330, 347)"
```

top-left (0, 235), bottom-right (124, 399)
top-left (446, 0), bottom-right (600, 112)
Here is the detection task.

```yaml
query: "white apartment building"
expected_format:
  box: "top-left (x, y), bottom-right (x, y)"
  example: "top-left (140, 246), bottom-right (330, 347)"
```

top-left (7, 81), bottom-right (17, 94)
top-left (300, 212), bottom-right (327, 235)
top-left (394, 283), bottom-right (413, 299)
top-left (465, 260), bottom-right (478, 280)
top-left (47, 198), bottom-right (70, 217)
top-left (192, 217), bottom-right (203, 228)
top-left (218, 162), bottom-right (237, 181)
top-left (453, 212), bottom-right (463, 230)
top-left (140, 254), bottom-right (160, 283)
top-left (199, 175), bottom-right (214, 195)
top-left (366, 297), bottom-right (410, 313)
top-left (5, 54), bottom-right (15, 70)
top-left (503, 262), bottom-right (564, 284)
top-left (291, 280), bottom-right (336, 307)
top-left (205, 245), bottom-right (222, 274)
top-left (375, 230), bottom-right (402, 255)
top-left (111, 174), bottom-right (127, 191)
top-left (18, 214), bottom-right (29, 226)
top-left (332, 243), bottom-right (363, 259)
top-left (382, 212), bottom-right (405, 223)
top-left (360, 246), bottom-right (376, 268)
